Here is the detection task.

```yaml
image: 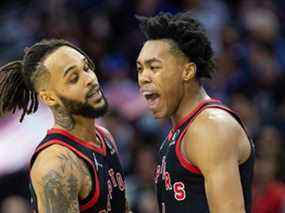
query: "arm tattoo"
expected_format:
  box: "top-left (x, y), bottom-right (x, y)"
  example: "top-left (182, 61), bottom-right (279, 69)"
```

top-left (42, 170), bottom-right (79, 213)
top-left (57, 152), bottom-right (93, 196)
top-left (38, 152), bottom-right (92, 212)
top-left (53, 106), bottom-right (75, 130)
top-left (57, 152), bottom-right (91, 177)
top-left (39, 152), bottom-right (91, 213)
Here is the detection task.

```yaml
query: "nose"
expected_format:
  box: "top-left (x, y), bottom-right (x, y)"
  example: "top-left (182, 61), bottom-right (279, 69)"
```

top-left (138, 69), bottom-right (152, 86)
top-left (85, 70), bottom-right (98, 88)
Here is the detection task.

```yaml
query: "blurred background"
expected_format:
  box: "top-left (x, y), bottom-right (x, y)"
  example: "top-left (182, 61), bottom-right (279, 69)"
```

top-left (0, 0), bottom-right (285, 212)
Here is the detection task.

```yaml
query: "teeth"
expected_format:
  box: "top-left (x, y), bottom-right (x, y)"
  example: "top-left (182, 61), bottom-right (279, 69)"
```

top-left (142, 91), bottom-right (153, 96)
top-left (88, 89), bottom-right (99, 98)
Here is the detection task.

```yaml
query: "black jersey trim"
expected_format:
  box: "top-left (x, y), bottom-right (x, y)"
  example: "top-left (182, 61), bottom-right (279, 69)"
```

top-left (47, 128), bottom-right (107, 156)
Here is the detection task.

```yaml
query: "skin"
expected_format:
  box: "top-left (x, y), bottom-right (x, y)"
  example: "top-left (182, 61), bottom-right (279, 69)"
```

top-left (30, 46), bottom-right (129, 212)
top-left (137, 39), bottom-right (208, 121)
top-left (31, 145), bottom-right (91, 213)
top-left (39, 46), bottom-right (105, 138)
top-left (137, 39), bottom-right (251, 213)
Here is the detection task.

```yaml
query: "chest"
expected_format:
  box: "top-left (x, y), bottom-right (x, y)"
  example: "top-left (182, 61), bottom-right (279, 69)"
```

top-left (157, 129), bottom-right (185, 176)
top-left (93, 151), bottom-right (125, 194)
top-left (81, 149), bottom-right (126, 212)
top-left (155, 128), bottom-right (204, 190)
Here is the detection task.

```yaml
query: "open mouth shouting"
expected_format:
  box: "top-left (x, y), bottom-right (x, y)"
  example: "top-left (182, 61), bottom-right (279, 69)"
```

top-left (140, 88), bottom-right (161, 111)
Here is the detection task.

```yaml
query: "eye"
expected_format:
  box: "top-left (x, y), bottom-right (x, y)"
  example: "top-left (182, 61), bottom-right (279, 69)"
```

top-left (69, 74), bottom-right (79, 84)
top-left (137, 66), bottom-right (143, 74)
top-left (150, 66), bottom-right (160, 71)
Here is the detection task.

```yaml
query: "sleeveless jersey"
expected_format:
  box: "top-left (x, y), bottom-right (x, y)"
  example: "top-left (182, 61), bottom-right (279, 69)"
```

top-left (29, 126), bottom-right (126, 213)
top-left (155, 99), bottom-right (255, 213)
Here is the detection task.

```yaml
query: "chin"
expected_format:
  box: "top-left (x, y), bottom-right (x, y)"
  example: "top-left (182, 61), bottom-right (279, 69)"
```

top-left (151, 110), bottom-right (168, 119)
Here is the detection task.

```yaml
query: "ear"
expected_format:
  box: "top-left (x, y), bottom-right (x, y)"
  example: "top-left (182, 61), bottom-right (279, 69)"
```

top-left (182, 62), bottom-right (196, 82)
top-left (38, 90), bottom-right (58, 107)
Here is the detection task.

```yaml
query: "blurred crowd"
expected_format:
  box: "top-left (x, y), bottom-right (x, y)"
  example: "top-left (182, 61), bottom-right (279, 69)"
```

top-left (0, 0), bottom-right (285, 212)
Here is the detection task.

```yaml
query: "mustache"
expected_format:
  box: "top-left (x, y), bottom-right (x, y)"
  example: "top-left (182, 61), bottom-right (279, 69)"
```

top-left (86, 85), bottom-right (102, 99)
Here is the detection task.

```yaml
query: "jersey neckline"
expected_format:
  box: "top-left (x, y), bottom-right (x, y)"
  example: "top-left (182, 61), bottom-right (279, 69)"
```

top-left (47, 127), bottom-right (107, 155)
top-left (168, 98), bottom-right (221, 139)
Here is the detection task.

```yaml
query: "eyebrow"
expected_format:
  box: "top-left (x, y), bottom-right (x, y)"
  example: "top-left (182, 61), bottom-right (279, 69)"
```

top-left (137, 58), bottom-right (162, 65)
top-left (63, 65), bottom-right (77, 77)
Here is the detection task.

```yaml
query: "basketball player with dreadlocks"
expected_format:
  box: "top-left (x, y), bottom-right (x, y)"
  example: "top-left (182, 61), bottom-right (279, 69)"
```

top-left (0, 39), bottom-right (130, 213)
top-left (136, 12), bottom-right (255, 213)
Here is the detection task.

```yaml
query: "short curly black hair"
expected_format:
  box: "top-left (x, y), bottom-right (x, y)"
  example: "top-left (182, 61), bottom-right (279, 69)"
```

top-left (136, 11), bottom-right (215, 79)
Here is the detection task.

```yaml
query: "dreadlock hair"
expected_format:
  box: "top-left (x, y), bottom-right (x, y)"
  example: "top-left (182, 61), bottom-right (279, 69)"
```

top-left (136, 11), bottom-right (215, 79)
top-left (0, 39), bottom-right (95, 122)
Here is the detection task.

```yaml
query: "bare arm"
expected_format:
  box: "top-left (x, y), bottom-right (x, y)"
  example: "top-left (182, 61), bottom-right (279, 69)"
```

top-left (30, 145), bottom-right (84, 213)
top-left (184, 109), bottom-right (249, 213)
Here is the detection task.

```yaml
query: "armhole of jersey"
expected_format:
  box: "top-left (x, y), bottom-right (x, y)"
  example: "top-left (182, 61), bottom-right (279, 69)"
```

top-left (29, 140), bottom-right (101, 212)
top-left (175, 104), bottom-right (253, 175)
top-left (29, 181), bottom-right (38, 213)
top-left (175, 103), bottom-right (228, 175)
top-left (175, 111), bottom-right (202, 175)
top-left (175, 126), bottom-right (202, 175)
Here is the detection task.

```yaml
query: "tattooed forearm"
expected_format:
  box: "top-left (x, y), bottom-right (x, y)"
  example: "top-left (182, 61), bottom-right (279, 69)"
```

top-left (42, 170), bottom-right (79, 213)
top-left (53, 106), bottom-right (75, 130)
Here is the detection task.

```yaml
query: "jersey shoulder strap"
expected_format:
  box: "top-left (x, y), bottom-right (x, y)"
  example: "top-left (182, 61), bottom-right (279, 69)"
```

top-left (30, 133), bottom-right (94, 166)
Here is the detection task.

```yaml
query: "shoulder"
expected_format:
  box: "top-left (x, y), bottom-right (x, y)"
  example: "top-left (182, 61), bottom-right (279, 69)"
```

top-left (30, 144), bottom-right (83, 186)
top-left (184, 108), bottom-right (246, 173)
top-left (191, 107), bottom-right (244, 140)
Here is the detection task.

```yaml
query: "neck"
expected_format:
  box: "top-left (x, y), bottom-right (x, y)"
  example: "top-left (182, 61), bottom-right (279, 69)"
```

top-left (53, 107), bottom-right (99, 144)
top-left (170, 81), bottom-right (210, 127)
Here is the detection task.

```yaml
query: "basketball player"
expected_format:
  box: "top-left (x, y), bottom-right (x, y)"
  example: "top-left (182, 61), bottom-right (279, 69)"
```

top-left (0, 39), bottom-right (130, 212)
top-left (136, 12), bottom-right (255, 213)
